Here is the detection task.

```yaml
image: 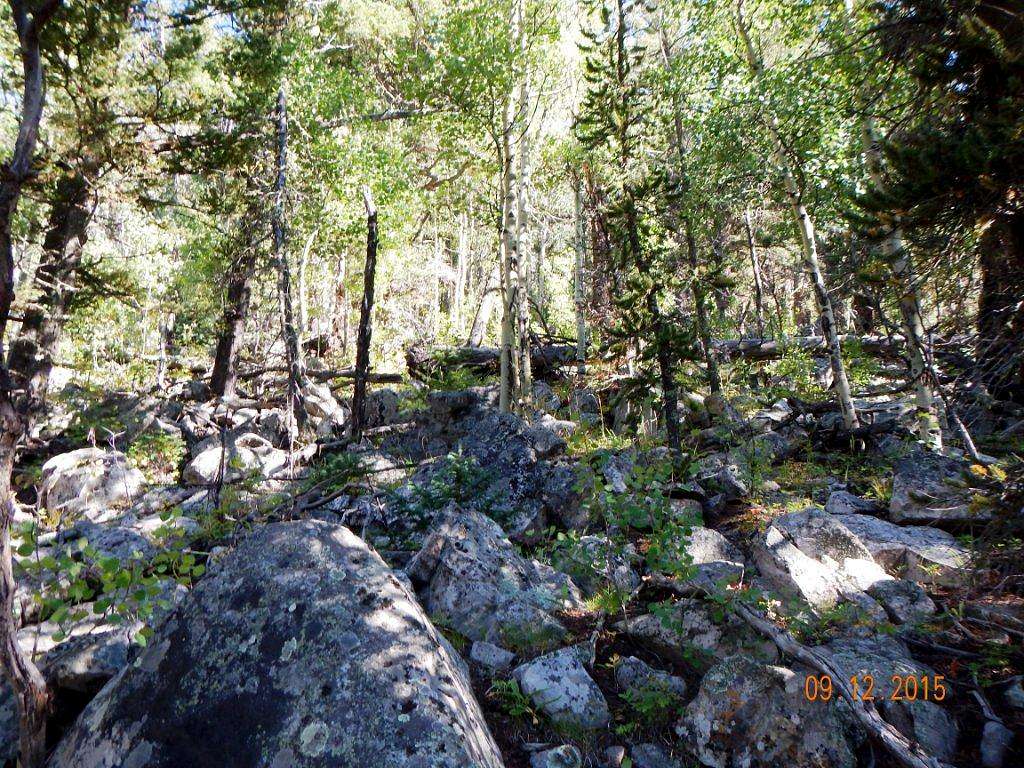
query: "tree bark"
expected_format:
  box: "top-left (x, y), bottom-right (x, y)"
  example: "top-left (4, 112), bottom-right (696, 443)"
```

top-left (350, 187), bottom-right (379, 443)
top-left (7, 163), bottom-right (94, 400)
top-left (736, 0), bottom-right (859, 430)
top-left (0, 3), bottom-right (64, 765)
top-left (498, 109), bottom-right (520, 413)
top-left (743, 208), bottom-right (766, 339)
top-left (687, 224), bottom-right (724, 396)
top-left (210, 244), bottom-right (258, 398)
top-left (977, 211), bottom-right (1024, 403)
top-left (270, 87), bottom-right (306, 428)
top-left (573, 177), bottom-right (588, 376)
top-left (844, 0), bottom-right (941, 447)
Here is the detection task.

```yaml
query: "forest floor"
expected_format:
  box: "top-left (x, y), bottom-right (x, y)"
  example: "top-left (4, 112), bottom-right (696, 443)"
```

top-left (4, 357), bottom-right (1022, 768)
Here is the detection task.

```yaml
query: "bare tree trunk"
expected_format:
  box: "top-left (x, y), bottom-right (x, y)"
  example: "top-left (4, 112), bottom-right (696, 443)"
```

top-left (844, 0), bottom-right (941, 447)
top-left (297, 226), bottom-right (316, 340)
top-left (743, 208), bottom-right (766, 339)
top-left (350, 187), bottom-right (379, 443)
top-left (687, 224), bottom-right (724, 396)
top-left (499, 116), bottom-right (520, 413)
top-left (270, 88), bottom-right (306, 428)
top-left (7, 162), bottom-right (94, 399)
top-left (210, 244), bottom-right (258, 398)
top-left (468, 261), bottom-right (499, 347)
top-left (516, 64), bottom-right (532, 409)
top-left (573, 178), bottom-right (588, 376)
top-left (0, 3), bottom-right (63, 765)
top-left (453, 211), bottom-right (469, 337)
top-left (736, 0), bottom-right (859, 430)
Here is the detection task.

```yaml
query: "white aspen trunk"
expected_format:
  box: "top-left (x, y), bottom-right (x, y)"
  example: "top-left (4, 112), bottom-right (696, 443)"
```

top-left (454, 211), bottom-right (469, 336)
top-left (744, 208), bottom-right (766, 339)
top-left (512, 0), bottom-right (532, 410)
top-left (499, 120), bottom-right (518, 413)
top-left (574, 178), bottom-right (588, 376)
top-left (736, 0), bottom-right (859, 430)
top-left (297, 227), bottom-right (316, 340)
top-left (432, 228), bottom-right (442, 336)
top-left (843, 0), bottom-right (941, 449)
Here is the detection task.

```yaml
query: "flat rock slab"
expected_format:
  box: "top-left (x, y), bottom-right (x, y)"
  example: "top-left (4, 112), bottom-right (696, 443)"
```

top-left (890, 452), bottom-right (988, 523)
top-left (513, 644), bottom-right (610, 729)
top-left (49, 520), bottom-right (504, 768)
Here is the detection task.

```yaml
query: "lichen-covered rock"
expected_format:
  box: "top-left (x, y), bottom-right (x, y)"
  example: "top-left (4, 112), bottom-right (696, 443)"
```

top-left (513, 645), bottom-right (610, 729)
top-left (182, 432), bottom-right (289, 485)
top-left (835, 513), bottom-right (970, 586)
top-left (530, 745), bottom-right (582, 768)
top-left (825, 490), bottom-right (882, 516)
top-left (823, 635), bottom-right (957, 761)
top-left (614, 656), bottom-right (686, 701)
top-left (550, 534), bottom-right (639, 598)
top-left (617, 599), bottom-right (776, 670)
top-left (406, 506), bottom-right (583, 653)
top-left (49, 520), bottom-right (505, 768)
top-left (890, 452), bottom-right (987, 523)
top-left (629, 743), bottom-right (682, 768)
top-left (866, 578), bottom-right (936, 624)
top-left (38, 448), bottom-right (145, 522)
top-left (677, 655), bottom-right (860, 768)
top-left (470, 641), bottom-right (515, 674)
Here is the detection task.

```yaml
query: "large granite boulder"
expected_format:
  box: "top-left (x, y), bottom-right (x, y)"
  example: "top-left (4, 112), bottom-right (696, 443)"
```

top-left (890, 452), bottom-right (987, 523)
top-left (38, 448), bottom-right (145, 523)
top-left (406, 506), bottom-right (583, 653)
top-left (182, 432), bottom-right (289, 485)
top-left (677, 654), bottom-right (860, 768)
top-left (49, 520), bottom-right (505, 768)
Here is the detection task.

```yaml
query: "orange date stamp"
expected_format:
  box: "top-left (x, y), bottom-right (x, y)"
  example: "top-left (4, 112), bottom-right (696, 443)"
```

top-left (803, 674), bottom-right (948, 702)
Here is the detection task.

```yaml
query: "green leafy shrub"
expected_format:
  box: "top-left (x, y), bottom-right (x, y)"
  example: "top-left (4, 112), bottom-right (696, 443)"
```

top-left (128, 429), bottom-right (187, 483)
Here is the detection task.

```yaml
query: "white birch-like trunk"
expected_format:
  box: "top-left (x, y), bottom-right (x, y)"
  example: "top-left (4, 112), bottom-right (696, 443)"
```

top-left (736, 0), bottom-right (859, 430)
top-left (574, 178), bottom-right (588, 375)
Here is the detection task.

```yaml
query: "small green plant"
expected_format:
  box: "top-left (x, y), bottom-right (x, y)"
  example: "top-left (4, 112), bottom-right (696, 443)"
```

top-left (487, 678), bottom-right (543, 725)
top-left (397, 450), bottom-right (503, 524)
top-left (620, 679), bottom-right (684, 728)
top-left (308, 451), bottom-right (367, 493)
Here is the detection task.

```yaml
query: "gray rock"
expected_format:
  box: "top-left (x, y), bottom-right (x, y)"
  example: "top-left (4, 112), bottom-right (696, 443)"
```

top-left (514, 645), bottom-right (610, 729)
top-left (603, 745), bottom-right (626, 767)
top-left (835, 513), bottom-right (970, 586)
top-left (614, 656), bottom-right (686, 700)
top-left (470, 641), bottom-right (515, 674)
top-left (695, 455), bottom-right (748, 501)
top-left (677, 654), bottom-right (859, 768)
top-left (629, 743), bottom-right (682, 768)
top-left (531, 382), bottom-right (562, 413)
top-left (38, 448), bottom-right (145, 523)
top-left (866, 579), bottom-right (936, 624)
top-left (1004, 677), bottom-right (1024, 710)
top-left (981, 721), bottom-right (1014, 768)
top-left (685, 526), bottom-right (744, 565)
top-left (0, 687), bottom-right (15, 765)
top-left (523, 414), bottom-right (571, 458)
top-left (49, 520), bottom-right (504, 768)
top-left (530, 745), bottom-right (582, 768)
top-left (890, 452), bottom-right (987, 523)
top-left (823, 635), bottom-right (958, 762)
top-left (569, 388), bottom-right (601, 415)
top-left (752, 515), bottom-right (882, 617)
top-left (825, 490), bottom-right (882, 516)
top-left (406, 506), bottom-right (583, 653)
top-left (617, 599), bottom-right (776, 670)
top-left (182, 432), bottom-right (289, 485)
top-left (42, 629), bottom-right (132, 693)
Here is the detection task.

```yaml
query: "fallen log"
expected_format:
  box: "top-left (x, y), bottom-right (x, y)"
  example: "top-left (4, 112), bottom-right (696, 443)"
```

top-left (405, 343), bottom-right (575, 381)
top-left (239, 366), bottom-right (402, 385)
top-left (712, 334), bottom-right (970, 368)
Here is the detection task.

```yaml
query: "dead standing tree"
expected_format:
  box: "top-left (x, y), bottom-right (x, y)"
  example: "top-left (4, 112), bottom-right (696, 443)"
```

top-left (0, 2), bottom-right (66, 765)
top-left (350, 186), bottom-right (379, 443)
